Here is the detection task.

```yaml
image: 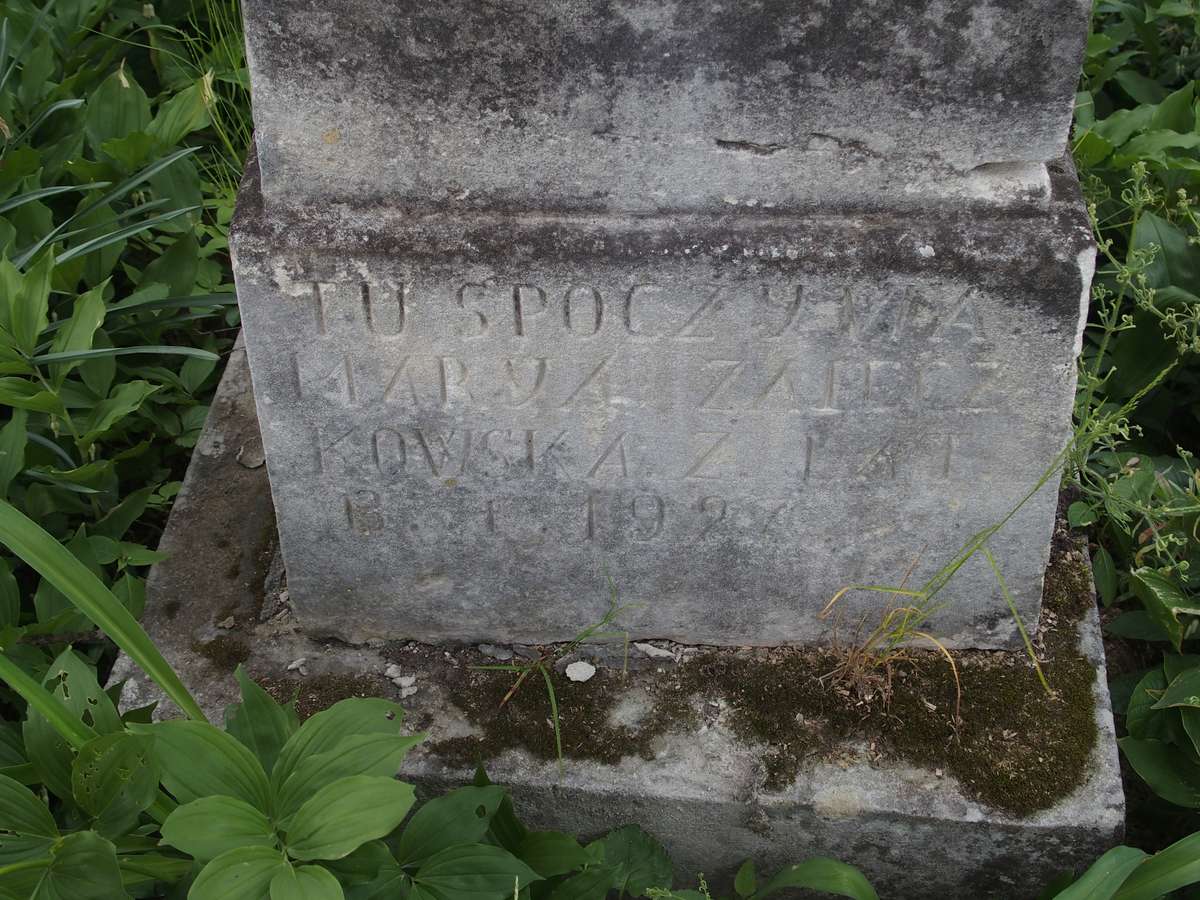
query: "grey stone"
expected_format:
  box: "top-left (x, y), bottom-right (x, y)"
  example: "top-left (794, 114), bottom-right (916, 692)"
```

top-left (111, 359), bottom-right (1124, 898)
top-left (242, 0), bottom-right (1088, 212)
top-left (634, 642), bottom-right (676, 661)
top-left (478, 643), bottom-right (514, 661)
top-left (232, 159), bottom-right (1092, 649)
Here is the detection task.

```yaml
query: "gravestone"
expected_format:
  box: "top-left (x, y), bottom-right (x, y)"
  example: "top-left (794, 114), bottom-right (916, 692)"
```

top-left (232, 0), bottom-right (1093, 649)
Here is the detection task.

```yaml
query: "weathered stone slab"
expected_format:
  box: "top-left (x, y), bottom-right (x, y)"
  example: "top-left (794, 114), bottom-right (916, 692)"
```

top-left (241, 0), bottom-right (1089, 212)
top-left (111, 354), bottom-right (1125, 900)
top-left (232, 160), bottom-right (1092, 648)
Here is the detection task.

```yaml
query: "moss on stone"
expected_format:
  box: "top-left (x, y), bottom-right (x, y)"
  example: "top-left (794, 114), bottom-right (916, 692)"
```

top-left (260, 672), bottom-right (387, 720)
top-left (431, 663), bottom-right (695, 768)
top-left (191, 635), bottom-right (250, 671)
top-left (431, 540), bottom-right (1099, 818)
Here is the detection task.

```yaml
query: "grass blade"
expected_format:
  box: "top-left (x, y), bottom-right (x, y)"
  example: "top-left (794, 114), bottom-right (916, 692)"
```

top-left (982, 545), bottom-right (1050, 694)
top-left (32, 346), bottom-right (219, 364)
top-left (537, 663), bottom-right (564, 776)
top-left (1114, 833), bottom-right (1200, 900)
top-left (10, 98), bottom-right (85, 146)
top-left (0, 499), bottom-right (207, 722)
top-left (53, 207), bottom-right (200, 265)
top-left (0, 182), bottom-right (110, 215)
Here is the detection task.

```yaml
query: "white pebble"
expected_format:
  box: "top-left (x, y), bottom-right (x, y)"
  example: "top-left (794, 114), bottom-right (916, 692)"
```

top-left (634, 642), bottom-right (674, 660)
top-left (565, 661), bottom-right (596, 683)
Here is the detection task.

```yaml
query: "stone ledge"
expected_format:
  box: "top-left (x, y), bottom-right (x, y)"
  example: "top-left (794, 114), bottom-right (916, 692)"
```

top-left (115, 343), bottom-right (1124, 899)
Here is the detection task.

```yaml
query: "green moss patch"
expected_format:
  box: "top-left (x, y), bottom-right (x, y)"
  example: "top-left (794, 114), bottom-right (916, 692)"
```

top-left (190, 635), bottom-right (250, 671)
top-left (431, 542), bottom-right (1099, 818)
top-left (432, 663), bottom-right (695, 768)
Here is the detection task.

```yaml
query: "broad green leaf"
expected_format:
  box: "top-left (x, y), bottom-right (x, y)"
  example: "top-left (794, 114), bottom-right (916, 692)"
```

top-left (1052, 845), bottom-right (1147, 900)
top-left (141, 231), bottom-right (199, 297)
top-left (271, 697), bottom-right (406, 792)
top-left (85, 67), bottom-right (152, 151)
top-left (0, 499), bottom-right (207, 722)
top-left (597, 824), bottom-right (673, 896)
top-left (1116, 129), bottom-right (1200, 163)
top-left (147, 81), bottom-right (211, 147)
top-left (1114, 70), bottom-right (1168, 105)
top-left (396, 785), bottom-right (505, 865)
top-left (270, 863), bottom-right (345, 900)
top-left (1150, 82), bottom-right (1195, 133)
top-left (277, 732), bottom-right (423, 821)
top-left (48, 285), bottom-right (106, 389)
top-left (161, 795), bottom-right (276, 861)
top-left (1118, 737), bottom-right (1200, 808)
top-left (1153, 667), bottom-right (1200, 709)
top-left (71, 732), bottom-right (159, 837)
top-left (1092, 546), bottom-right (1118, 607)
top-left (189, 845), bottom-right (286, 900)
top-left (1114, 832), bottom-right (1200, 900)
top-left (225, 665), bottom-right (299, 776)
top-left (132, 720), bottom-right (271, 810)
top-left (1126, 668), bottom-right (1170, 741)
top-left (1074, 130), bottom-right (1114, 168)
top-left (0, 772), bottom-right (57, 865)
top-left (23, 648), bottom-right (122, 800)
top-left (0, 380), bottom-right (60, 414)
top-left (547, 865), bottom-right (616, 900)
top-left (1068, 501), bottom-right (1098, 527)
top-left (0, 831), bottom-right (130, 900)
top-left (735, 859), bottom-right (757, 898)
top-left (113, 852), bottom-right (192, 891)
top-left (80, 380), bottom-right (159, 449)
top-left (93, 487), bottom-right (154, 542)
top-left (0, 410), bottom-right (26, 499)
top-left (1130, 568), bottom-right (1195, 653)
top-left (517, 831), bottom-right (590, 879)
top-left (475, 766), bottom-right (527, 854)
top-left (11, 249), bottom-right (52, 355)
top-left (1130, 212), bottom-right (1200, 291)
top-left (752, 859), bottom-right (879, 900)
top-left (98, 132), bottom-right (157, 171)
top-left (411, 843), bottom-right (541, 900)
top-left (286, 775), bottom-right (416, 861)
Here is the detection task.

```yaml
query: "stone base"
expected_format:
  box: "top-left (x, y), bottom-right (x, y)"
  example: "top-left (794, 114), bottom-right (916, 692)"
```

top-left (115, 345), bottom-right (1124, 899)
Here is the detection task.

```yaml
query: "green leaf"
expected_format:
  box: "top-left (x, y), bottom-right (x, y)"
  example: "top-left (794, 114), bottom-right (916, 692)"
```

top-left (0, 379), bottom-right (61, 414)
top-left (160, 795), bottom-right (276, 861)
top-left (80, 380), bottom-right (159, 449)
top-left (147, 81), bottom-right (211, 147)
top-left (1153, 667), bottom-right (1200, 709)
top-left (271, 697), bottom-right (406, 792)
top-left (1052, 845), bottom-right (1147, 900)
top-left (1118, 737), bottom-right (1200, 808)
top-left (1126, 668), bottom-right (1170, 740)
top-left (752, 859), bottom-right (879, 900)
top-left (1130, 568), bottom-right (1196, 653)
top-left (48, 284), bottom-right (105, 388)
top-left (140, 231), bottom-right (199, 297)
top-left (396, 785), bottom-right (505, 865)
top-left (16, 831), bottom-right (129, 900)
top-left (286, 775), bottom-right (416, 861)
top-left (0, 410), bottom-right (27, 499)
top-left (735, 859), bottom-right (757, 898)
top-left (1116, 129), bottom-right (1200, 163)
top-left (132, 720), bottom-right (271, 810)
top-left (411, 843), bottom-right (541, 900)
top-left (189, 846), bottom-right (286, 900)
top-left (547, 865), bottom-right (616, 900)
top-left (85, 66), bottom-right (152, 151)
top-left (98, 132), bottom-right (158, 171)
top-left (1068, 501), bottom-right (1098, 527)
top-left (597, 825), bottom-right (673, 896)
top-left (270, 863), bottom-right (346, 900)
top-left (1092, 547), bottom-right (1118, 607)
top-left (1074, 130), bottom-right (1114, 168)
top-left (276, 732), bottom-right (423, 821)
top-left (11, 249), bottom-right (52, 356)
top-left (1114, 832), bottom-right (1200, 900)
top-left (1150, 82), bottom-right (1195, 133)
top-left (0, 772), bottom-right (57, 865)
top-left (23, 648), bottom-right (122, 800)
top-left (225, 665), bottom-right (299, 776)
top-left (0, 499), bottom-right (207, 722)
top-left (1130, 212), bottom-right (1200, 290)
top-left (1114, 70), bottom-right (1169, 105)
top-left (517, 831), bottom-right (590, 879)
top-left (70, 732), bottom-right (159, 837)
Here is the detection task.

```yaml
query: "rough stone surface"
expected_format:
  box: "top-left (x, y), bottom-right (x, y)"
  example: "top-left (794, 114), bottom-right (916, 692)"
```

top-left (112, 351), bottom-right (1124, 899)
top-left (242, 0), bottom-right (1089, 212)
top-left (232, 160), bottom-right (1092, 649)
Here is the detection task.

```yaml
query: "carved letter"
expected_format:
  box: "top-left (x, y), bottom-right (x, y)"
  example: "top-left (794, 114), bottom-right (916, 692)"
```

top-left (564, 285), bottom-right (603, 336)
